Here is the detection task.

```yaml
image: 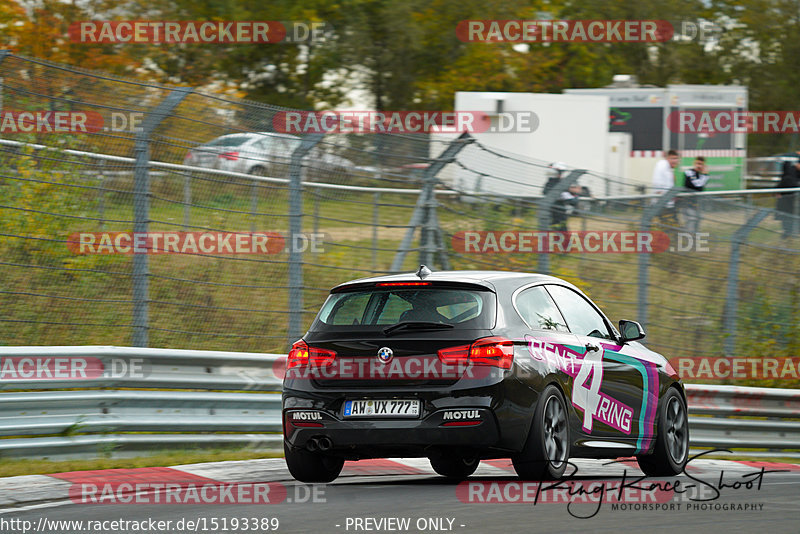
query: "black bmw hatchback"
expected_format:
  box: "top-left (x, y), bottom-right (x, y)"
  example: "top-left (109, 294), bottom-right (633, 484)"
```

top-left (282, 268), bottom-right (689, 483)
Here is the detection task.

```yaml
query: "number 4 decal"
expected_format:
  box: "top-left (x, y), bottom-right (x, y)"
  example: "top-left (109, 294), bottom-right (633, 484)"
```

top-left (573, 350), bottom-right (603, 432)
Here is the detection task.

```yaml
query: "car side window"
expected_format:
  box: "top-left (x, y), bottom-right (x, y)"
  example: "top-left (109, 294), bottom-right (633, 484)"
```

top-left (515, 286), bottom-right (569, 331)
top-left (253, 138), bottom-right (273, 152)
top-left (281, 138), bottom-right (302, 156)
top-left (545, 285), bottom-right (613, 340)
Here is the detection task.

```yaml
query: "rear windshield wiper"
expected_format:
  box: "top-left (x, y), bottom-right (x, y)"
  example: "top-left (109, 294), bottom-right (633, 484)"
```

top-left (383, 321), bottom-right (455, 336)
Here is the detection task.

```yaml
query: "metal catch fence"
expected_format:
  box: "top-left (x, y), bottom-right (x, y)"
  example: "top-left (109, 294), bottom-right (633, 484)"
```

top-left (1, 51), bottom-right (800, 374)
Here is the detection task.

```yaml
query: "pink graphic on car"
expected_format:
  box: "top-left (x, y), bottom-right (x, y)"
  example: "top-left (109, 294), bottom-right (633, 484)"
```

top-left (525, 335), bottom-right (635, 435)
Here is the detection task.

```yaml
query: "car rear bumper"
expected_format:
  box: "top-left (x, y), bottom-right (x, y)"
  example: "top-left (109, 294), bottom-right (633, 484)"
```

top-left (283, 402), bottom-right (501, 457)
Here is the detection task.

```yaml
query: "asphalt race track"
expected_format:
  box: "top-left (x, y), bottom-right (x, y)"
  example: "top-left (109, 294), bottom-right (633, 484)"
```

top-left (2, 456), bottom-right (798, 534)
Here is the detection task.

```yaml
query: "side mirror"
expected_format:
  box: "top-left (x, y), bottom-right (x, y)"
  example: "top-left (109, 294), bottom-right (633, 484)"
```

top-left (619, 320), bottom-right (645, 343)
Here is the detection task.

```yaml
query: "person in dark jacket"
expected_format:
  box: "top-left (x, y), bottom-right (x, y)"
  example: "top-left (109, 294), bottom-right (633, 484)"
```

top-left (682, 156), bottom-right (709, 234)
top-left (542, 162), bottom-right (580, 231)
top-left (776, 156), bottom-right (800, 237)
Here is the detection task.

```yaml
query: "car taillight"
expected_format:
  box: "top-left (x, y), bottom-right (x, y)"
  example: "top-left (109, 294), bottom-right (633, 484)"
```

top-left (287, 340), bottom-right (336, 369)
top-left (437, 337), bottom-right (514, 369)
top-left (219, 151), bottom-right (239, 160)
top-left (470, 337), bottom-right (514, 369)
top-left (437, 344), bottom-right (470, 365)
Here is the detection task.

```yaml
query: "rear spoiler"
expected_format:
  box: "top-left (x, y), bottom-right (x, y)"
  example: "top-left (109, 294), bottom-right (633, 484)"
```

top-left (330, 280), bottom-right (496, 294)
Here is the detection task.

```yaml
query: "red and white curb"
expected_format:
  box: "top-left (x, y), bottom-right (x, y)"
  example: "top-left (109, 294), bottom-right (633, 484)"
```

top-left (1, 457), bottom-right (798, 510)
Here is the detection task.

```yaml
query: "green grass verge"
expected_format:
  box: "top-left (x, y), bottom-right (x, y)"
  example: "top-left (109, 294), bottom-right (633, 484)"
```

top-left (0, 449), bottom-right (283, 478)
top-left (2, 448), bottom-right (796, 478)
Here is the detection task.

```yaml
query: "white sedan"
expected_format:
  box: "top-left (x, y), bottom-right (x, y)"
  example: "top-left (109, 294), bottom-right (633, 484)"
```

top-left (184, 132), bottom-right (356, 180)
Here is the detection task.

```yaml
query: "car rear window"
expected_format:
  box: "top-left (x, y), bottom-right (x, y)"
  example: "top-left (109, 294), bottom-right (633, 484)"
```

top-left (310, 287), bottom-right (496, 331)
top-left (204, 135), bottom-right (252, 147)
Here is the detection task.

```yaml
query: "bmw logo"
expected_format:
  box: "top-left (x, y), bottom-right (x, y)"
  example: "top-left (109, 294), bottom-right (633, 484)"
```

top-left (377, 347), bottom-right (393, 363)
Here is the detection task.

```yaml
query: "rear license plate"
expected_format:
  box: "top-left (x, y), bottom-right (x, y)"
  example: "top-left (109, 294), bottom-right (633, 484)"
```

top-left (343, 399), bottom-right (419, 418)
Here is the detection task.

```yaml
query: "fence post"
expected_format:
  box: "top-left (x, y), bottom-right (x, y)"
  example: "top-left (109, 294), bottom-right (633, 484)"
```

top-left (536, 169), bottom-right (586, 274)
top-left (287, 134), bottom-right (323, 348)
top-left (0, 51), bottom-right (9, 115)
top-left (723, 209), bottom-right (770, 355)
top-left (578, 203), bottom-right (588, 276)
top-left (391, 132), bottom-right (472, 272)
top-left (249, 181), bottom-right (258, 232)
top-left (97, 160), bottom-right (106, 231)
top-left (420, 188), bottom-right (438, 268)
top-left (637, 187), bottom-right (681, 333)
top-left (132, 88), bottom-right (192, 347)
top-left (372, 192), bottom-right (380, 271)
top-left (794, 193), bottom-right (800, 235)
top-left (183, 174), bottom-right (191, 231)
top-left (313, 190), bottom-right (320, 236)
top-left (419, 189), bottom-right (452, 269)
top-left (430, 191), bottom-right (451, 270)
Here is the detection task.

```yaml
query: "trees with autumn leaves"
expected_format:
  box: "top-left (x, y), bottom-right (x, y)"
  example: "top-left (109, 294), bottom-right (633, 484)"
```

top-left (1, 0), bottom-right (800, 154)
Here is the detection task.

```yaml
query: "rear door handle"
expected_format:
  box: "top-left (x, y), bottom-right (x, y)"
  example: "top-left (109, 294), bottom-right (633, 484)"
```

top-left (585, 342), bottom-right (600, 352)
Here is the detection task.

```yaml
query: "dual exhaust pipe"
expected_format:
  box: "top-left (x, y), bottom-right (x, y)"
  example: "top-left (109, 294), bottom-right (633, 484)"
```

top-left (306, 435), bottom-right (333, 452)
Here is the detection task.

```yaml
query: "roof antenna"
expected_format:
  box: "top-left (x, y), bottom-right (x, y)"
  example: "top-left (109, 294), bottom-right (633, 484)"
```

top-left (416, 265), bottom-right (431, 279)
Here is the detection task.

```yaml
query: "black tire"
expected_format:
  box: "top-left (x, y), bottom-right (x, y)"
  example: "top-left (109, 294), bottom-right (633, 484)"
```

top-left (637, 387), bottom-right (689, 476)
top-left (429, 455), bottom-right (479, 480)
top-left (513, 385), bottom-right (570, 480)
top-left (284, 441), bottom-right (344, 483)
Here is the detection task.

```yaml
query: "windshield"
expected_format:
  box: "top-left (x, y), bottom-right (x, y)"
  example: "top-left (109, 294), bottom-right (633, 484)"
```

top-left (203, 135), bottom-right (253, 147)
top-left (310, 287), bottom-right (496, 331)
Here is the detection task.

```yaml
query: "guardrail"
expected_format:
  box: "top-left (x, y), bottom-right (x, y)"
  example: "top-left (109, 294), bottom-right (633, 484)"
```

top-left (0, 346), bottom-right (283, 391)
top-left (0, 346), bottom-right (284, 459)
top-left (686, 384), bottom-right (800, 454)
top-left (0, 347), bottom-right (797, 459)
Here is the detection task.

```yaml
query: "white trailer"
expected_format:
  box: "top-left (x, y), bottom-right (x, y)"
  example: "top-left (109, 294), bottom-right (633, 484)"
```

top-left (566, 84), bottom-right (748, 191)
top-left (432, 91), bottom-right (611, 198)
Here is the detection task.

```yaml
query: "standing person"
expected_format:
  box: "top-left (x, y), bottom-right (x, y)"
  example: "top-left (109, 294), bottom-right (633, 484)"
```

top-left (776, 155), bottom-right (800, 237)
top-left (543, 162), bottom-right (567, 195)
top-left (543, 162), bottom-right (576, 230)
top-left (683, 156), bottom-right (709, 234)
top-left (651, 150), bottom-right (681, 228)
